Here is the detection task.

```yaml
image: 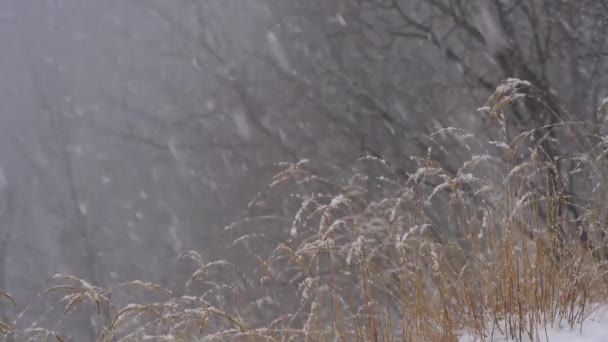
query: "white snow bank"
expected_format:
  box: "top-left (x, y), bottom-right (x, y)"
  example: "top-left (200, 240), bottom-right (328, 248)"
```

top-left (460, 308), bottom-right (608, 341)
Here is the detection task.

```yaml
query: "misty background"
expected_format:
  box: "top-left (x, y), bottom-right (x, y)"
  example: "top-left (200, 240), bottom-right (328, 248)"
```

top-left (0, 0), bottom-right (606, 340)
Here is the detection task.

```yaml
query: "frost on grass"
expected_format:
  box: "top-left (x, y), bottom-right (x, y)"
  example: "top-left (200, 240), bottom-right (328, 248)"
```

top-left (5, 80), bottom-right (608, 341)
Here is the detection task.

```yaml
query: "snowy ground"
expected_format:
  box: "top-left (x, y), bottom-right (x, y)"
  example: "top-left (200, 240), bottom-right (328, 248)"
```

top-left (459, 308), bottom-right (608, 342)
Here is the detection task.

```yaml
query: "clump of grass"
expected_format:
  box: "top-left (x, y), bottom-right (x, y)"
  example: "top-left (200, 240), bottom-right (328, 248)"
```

top-left (0, 288), bottom-right (15, 334)
top-left (219, 78), bottom-right (608, 341)
top-left (3, 79), bottom-right (608, 341)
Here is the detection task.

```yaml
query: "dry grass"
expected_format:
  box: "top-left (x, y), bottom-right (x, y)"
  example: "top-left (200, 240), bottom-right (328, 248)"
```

top-left (2, 79), bottom-right (608, 341)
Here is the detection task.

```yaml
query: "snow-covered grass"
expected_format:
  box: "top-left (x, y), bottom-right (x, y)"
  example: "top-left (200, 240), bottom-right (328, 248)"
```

top-left (2, 79), bottom-right (608, 341)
